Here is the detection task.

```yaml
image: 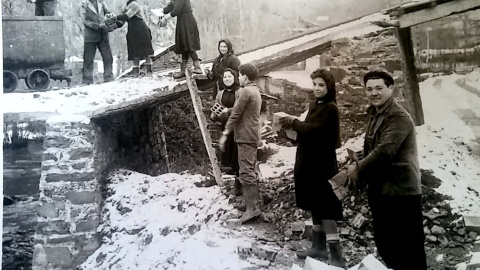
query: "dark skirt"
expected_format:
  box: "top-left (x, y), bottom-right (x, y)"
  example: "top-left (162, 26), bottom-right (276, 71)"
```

top-left (174, 12), bottom-right (201, 54)
top-left (126, 17), bottom-right (154, 60)
top-left (293, 147), bottom-right (343, 221)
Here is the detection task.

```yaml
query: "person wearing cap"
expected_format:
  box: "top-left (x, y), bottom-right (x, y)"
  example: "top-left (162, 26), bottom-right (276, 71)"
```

top-left (346, 71), bottom-right (427, 270)
top-left (219, 63), bottom-right (262, 223)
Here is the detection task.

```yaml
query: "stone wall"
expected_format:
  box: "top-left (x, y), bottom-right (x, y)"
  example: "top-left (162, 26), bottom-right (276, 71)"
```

top-left (33, 116), bottom-right (102, 270)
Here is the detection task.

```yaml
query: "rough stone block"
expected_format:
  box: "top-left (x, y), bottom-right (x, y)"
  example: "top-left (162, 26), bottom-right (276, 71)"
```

top-left (357, 254), bottom-right (389, 270)
top-left (72, 160), bottom-right (89, 170)
top-left (304, 256), bottom-right (338, 270)
top-left (32, 244), bottom-right (48, 270)
top-left (69, 147), bottom-right (94, 160)
top-left (45, 246), bottom-right (74, 268)
top-left (44, 137), bottom-right (73, 148)
top-left (74, 235), bottom-right (101, 253)
top-left (47, 235), bottom-right (84, 245)
top-left (38, 220), bottom-right (71, 235)
top-left (329, 67), bottom-right (347, 82)
top-left (465, 215), bottom-right (480, 233)
top-left (76, 216), bottom-right (100, 232)
top-left (467, 252), bottom-right (480, 270)
top-left (46, 171), bottom-right (95, 183)
top-left (38, 201), bottom-right (64, 218)
top-left (66, 191), bottom-right (97, 205)
top-left (384, 60), bottom-right (402, 73)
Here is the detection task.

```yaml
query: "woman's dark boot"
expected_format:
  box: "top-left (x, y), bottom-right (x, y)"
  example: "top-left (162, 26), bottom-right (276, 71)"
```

top-left (328, 240), bottom-right (346, 268)
top-left (239, 185), bottom-right (261, 223)
top-left (132, 66), bottom-right (139, 78)
top-left (146, 64), bottom-right (153, 76)
top-left (193, 60), bottom-right (203, 74)
top-left (296, 230), bottom-right (328, 261)
top-left (173, 60), bottom-right (187, 79)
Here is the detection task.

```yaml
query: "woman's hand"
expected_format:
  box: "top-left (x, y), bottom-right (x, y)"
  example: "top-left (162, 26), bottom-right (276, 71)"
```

top-left (279, 115), bottom-right (295, 129)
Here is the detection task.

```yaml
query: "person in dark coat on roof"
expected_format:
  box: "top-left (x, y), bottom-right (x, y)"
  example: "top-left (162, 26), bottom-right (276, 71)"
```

top-left (207, 38), bottom-right (241, 98)
top-left (345, 70), bottom-right (426, 270)
top-left (211, 68), bottom-right (241, 195)
top-left (280, 68), bottom-right (345, 268)
top-left (160, 0), bottom-right (202, 79)
top-left (115, 0), bottom-right (155, 77)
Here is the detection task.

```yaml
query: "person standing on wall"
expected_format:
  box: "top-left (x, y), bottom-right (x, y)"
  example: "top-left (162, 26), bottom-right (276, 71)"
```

top-left (345, 70), bottom-right (427, 270)
top-left (159, 0), bottom-right (202, 79)
top-left (280, 69), bottom-right (346, 268)
top-left (81, 0), bottom-right (114, 85)
top-left (114, 0), bottom-right (155, 77)
top-left (207, 38), bottom-right (241, 98)
top-left (27, 0), bottom-right (56, 16)
top-left (211, 68), bottom-right (241, 196)
top-left (219, 64), bottom-right (262, 223)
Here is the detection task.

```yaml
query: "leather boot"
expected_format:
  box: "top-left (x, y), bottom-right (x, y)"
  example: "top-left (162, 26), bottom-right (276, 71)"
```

top-left (146, 64), bottom-right (153, 76)
top-left (193, 60), bottom-right (203, 74)
top-left (132, 66), bottom-right (139, 78)
top-left (230, 177), bottom-right (243, 196)
top-left (239, 185), bottom-right (261, 223)
top-left (173, 60), bottom-right (187, 79)
top-left (296, 230), bottom-right (328, 260)
top-left (328, 241), bottom-right (346, 268)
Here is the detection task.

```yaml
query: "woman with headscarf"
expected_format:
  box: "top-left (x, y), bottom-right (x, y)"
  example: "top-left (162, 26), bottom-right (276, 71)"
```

top-left (211, 68), bottom-right (241, 195)
top-left (280, 68), bottom-right (346, 268)
top-left (207, 38), bottom-right (241, 98)
top-left (159, 0), bottom-right (202, 79)
top-left (115, 0), bottom-right (154, 77)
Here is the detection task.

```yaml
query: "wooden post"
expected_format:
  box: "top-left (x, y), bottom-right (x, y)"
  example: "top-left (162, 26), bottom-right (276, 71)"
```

top-left (396, 27), bottom-right (425, 126)
top-left (158, 111), bottom-right (171, 173)
top-left (185, 69), bottom-right (224, 187)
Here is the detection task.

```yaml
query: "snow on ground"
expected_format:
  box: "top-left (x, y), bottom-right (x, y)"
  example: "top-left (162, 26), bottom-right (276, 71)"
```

top-left (81, 170), bottom-right (257, 270)
top-left (416, 73), bottom-right (480, 215)
top-left (2, 76), bottom-right (182, 116)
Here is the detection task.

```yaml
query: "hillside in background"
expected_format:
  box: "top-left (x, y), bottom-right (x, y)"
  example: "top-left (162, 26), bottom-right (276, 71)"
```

top-left (2, 0), bottom-right (398, 71)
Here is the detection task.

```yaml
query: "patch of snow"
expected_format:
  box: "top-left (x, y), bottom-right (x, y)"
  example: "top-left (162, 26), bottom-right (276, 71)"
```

top-left (46, 114), bottom-right (90, 124)
top-left (80, 170), bottom-right (256, 270)
top-left (2, 76), bottom-right (182, 118)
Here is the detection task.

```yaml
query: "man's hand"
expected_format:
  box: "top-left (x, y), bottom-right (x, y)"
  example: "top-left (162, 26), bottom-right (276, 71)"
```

top-left (279, 115), bottom-right (296, 129)
top-left (219, 134), bottom-right (228, 152)
top-left (99, 23), bottom-right (109, 31)
top-left (345, 164), bottom-right (360, 190)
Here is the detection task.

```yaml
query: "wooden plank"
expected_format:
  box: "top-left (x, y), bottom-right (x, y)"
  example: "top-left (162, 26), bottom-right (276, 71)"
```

top-left (185, 69), bottom-right (224, 188)
top-left (251, 40), bottom-right (332, 76)
top-left (396, 27), bottom-right (425, 126)
top-left (158, 112), bottom-right (171, 173)
top-left (398, 0), bottom-right (480, 28)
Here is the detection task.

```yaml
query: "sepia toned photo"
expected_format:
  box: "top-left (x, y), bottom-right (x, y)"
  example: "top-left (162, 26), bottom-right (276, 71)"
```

top-left (2, 0), bottom-right (480, 269)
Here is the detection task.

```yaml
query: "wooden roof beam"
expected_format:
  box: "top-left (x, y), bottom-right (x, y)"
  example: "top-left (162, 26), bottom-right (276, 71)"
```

top-left (397, 0), bottom-right (480, 28)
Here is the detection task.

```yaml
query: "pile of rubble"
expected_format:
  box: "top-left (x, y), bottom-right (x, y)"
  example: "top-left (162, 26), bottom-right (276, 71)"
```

top-left (229, 164), bottom-right (480, 268)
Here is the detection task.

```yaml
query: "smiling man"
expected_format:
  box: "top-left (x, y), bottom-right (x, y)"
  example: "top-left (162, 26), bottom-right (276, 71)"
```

top-left (346, 70), bottom-right (427, 270)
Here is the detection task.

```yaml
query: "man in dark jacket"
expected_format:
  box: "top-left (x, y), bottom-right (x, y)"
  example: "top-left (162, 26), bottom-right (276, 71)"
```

top-left (81, 0), bottom-right (114, 85)
top-left (220, 63), bottom-right (262, 223)
top-left (346, 71), bottom-right (427, 270)
top-left (27, 0), bottom-right (56, 16)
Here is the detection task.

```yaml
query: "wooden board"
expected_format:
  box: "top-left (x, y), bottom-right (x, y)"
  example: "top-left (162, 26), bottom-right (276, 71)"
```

top-left (397, 0), bottom-right (480, 28)
top-left (185, 69), bottom-right (224, 187)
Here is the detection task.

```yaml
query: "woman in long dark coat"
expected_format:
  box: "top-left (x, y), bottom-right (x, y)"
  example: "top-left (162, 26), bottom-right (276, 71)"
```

top-left (160, 0), bottom-right (202, 79)
top-left (280, 68), bottom-right (345, 268)
top-left (115, 0), bottom-right (155, 77)
top-left (207, 38), bottom-right (241, 98)
top-left (210, 68), bottom-right (241, 195)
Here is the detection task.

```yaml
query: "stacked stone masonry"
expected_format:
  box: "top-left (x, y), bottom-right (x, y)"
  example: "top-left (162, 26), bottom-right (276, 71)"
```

top-left (33, 119), bottom-right (102, 270)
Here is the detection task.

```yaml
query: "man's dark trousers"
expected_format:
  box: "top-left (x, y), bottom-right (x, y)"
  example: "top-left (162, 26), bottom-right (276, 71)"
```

top-left (82, 34), bottom-right (114, 85)
top-left (368, 193), bottom-right (427, 270)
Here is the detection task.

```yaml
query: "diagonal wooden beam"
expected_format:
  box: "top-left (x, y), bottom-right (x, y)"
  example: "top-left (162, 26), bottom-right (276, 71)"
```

top-left (185, 69), bottom-right (224, 188)
top-left (398, 0), bottom-right (480, 28)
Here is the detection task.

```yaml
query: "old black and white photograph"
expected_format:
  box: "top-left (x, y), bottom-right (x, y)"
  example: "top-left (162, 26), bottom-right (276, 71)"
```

top-left (1, 0), bottom-right (480, 269)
